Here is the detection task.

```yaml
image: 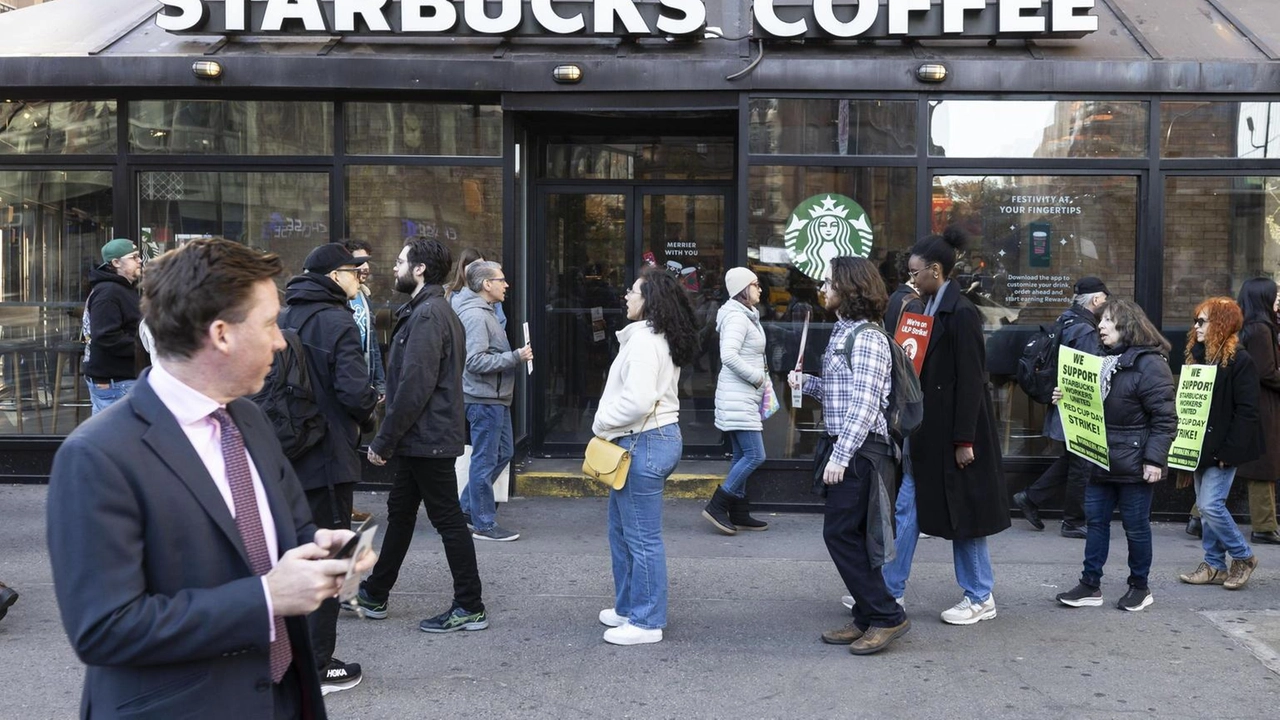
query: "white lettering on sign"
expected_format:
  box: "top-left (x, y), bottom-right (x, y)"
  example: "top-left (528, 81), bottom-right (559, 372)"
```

top-left (1000, 0), bottom-right (1045, 33)
top-left (226, 0), bottom-right (247, 31)
top-left (814, 0), bottom-right (877, 38)
top-left (1053, 0), bottom-right (1098, 32)
top-left (944, 0), bottom-right (985, 34)
top-left (261, 0), bottom-right (328, 32)
top-left (656, 0), bottom-right (706, 36)
top-left (467, 0), bottom-right (521, 34)
top-left (594, 0), bottom-right (650, 34)
top-left (336, 0), bottom-right (392, 32)
top-left (754, 0), bottom-right (806, 37)
top-left (401, 0), bottom-right (456, 32)
top-left (156, 0), bottom-right (204, 31)
top-left (889, 0), bottom-right (931, 36)
top-left (531, 0), bottom-right (585, 34)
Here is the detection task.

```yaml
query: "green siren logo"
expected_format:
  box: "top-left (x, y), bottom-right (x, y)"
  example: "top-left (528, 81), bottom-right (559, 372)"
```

top-left (784, 194), bottom-right (874, 281)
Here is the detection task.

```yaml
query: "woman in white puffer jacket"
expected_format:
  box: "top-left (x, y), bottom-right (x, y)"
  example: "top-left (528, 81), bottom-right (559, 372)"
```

top-left (703, 267), bottom-right (770, 534)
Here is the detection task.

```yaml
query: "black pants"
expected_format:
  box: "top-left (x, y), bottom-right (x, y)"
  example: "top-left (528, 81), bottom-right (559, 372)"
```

top-left (305, 483), bottom-right (353, 670)
top-left (364, 456), bottom-right (484, 613)
top-left (823, 454), bottom-right (906, 630)
top-left (1025, 447), bottom-right (1089, 524)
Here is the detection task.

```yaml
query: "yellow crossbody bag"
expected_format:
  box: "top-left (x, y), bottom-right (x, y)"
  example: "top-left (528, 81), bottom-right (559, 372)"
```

top-left (582, 405), bottom-right (658, 491)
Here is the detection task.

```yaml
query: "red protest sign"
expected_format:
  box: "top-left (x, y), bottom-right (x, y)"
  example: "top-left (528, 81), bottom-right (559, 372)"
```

top-left (894, 312), bottom-right (932, 377)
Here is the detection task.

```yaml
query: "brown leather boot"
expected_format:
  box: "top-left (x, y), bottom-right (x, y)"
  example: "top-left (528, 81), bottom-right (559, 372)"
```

top-left (848, 619), bottom-right (911, 655)
top-left (821, 621), bottom-right (864, 645)
top-left (1223, 556), bottom-right (1259, 590)
top-left (1178, 562), bottom-right (1226, 585)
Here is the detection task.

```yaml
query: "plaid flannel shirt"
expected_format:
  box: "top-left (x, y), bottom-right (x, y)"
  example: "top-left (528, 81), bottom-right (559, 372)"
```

top-left (802, 319), bottom-right (891, 467)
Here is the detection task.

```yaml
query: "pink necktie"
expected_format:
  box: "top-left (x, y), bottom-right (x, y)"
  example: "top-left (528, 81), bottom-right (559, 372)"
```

top-left (212, 408), bottom-right (292, 683)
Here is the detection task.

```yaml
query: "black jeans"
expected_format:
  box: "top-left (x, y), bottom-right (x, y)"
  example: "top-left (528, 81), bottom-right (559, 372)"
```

top-left (364, 456), bottom-right (484, 613)
top-left (305, 483), bottom-right (353, 670)
top-left (1025, 447), bottom-right (1089, 525)
top-left (823, 454), bottom-right (906, 630)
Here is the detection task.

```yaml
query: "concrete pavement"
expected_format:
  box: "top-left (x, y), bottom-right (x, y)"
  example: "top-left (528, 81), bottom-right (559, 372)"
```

top-left (3, 484), bottom-right (1279, 719)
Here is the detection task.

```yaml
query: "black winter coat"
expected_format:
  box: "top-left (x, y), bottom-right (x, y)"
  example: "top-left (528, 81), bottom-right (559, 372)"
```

top-left (83, 267), bottom-right (141, 381)
top-left (884, 284), bottom-right (924, 335)
top-left (1092, 346), bottom-right (1177, 483)
top-left (1236, 320), bottom-right (1280, 480)
top-left (370, 284), bottom-right (467, 460)
top-left (908, 281), bottom-right (1010, 540)
top-left (1188, 343), bottom-right (1261, 471)
top-left (279, 274), bottom-right (379, 493)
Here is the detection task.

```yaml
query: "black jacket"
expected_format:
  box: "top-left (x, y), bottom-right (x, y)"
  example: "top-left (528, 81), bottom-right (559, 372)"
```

top-left (1093, 346), bottom-right (1177, 483)
top-left (1189, 343), bottom-right (1262, 470)
top-left (279, 274), bottom-right (379, 493)
top-left (370, 284), bottom-right (467, 459)
top-left (83, 266), bottom-right (141, 381)
top-left (1044, 303), bottom-right (1102, 441)
top-left (884, 283), bottom-right (924, 334)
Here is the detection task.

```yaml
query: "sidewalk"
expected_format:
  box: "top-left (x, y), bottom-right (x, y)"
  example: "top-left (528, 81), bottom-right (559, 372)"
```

top-left (3, 484), bottom-right (1278, 718)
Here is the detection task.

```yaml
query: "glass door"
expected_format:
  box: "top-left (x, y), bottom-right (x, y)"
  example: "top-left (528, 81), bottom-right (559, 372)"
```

top-left (533, 185), bottom-right (732, 456)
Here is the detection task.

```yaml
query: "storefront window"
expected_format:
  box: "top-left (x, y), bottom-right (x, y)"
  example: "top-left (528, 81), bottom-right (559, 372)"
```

top-left (0, 170), bottom-right (113, 435)
top-left (1163, 176), bottom-right (1280, 334)
top-left (748, 99), bottom-right (916, 156)
top-left (746, 165), bottom-right (915, 459)
top-left (930, 101), bottom-right (1148, 158)
top-left (345, 165), bottom-right (503, 303)
top-left (129, 100), bottom-right (333, 155)
top-left (933, 174), bottom-right (1139, 457)
top-left (0, 100), bottom-right (117, 155)
top-left (546, 139), bottom-right (733, 180)
top-left (137, 171), bottom-right (330, 277)
top-left (346, 103), bottom-right (502, 156)
top-left (1161, 102), bottom-right (1279, 159)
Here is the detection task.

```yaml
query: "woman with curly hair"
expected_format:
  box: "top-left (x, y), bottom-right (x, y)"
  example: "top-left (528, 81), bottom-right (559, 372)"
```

top-left (592, 267), bottom-right (698, 645)
top-left (885, 227), bottom-right (1009, 626)
top-left (1177, 297), bottom-right (1261, 590)
top-left (1055, 298), bottom-right (1176, 611)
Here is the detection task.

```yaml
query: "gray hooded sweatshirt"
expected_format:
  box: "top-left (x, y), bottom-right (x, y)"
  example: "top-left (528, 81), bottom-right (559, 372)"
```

top-left (451, 287), bottom-right (521, 406)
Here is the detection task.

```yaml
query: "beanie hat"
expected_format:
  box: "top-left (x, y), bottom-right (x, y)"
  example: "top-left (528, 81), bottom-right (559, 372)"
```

top-left (304, 243), bottom-right (358, 275)
top-left (101, 238), bottom-right (138, 264)
top-left (725, 267), bottom-right (758, 299)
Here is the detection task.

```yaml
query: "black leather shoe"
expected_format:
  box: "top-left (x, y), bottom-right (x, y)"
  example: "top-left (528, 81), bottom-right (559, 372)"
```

top-left (1186, 517), bottom-right (1203, 538)
top-left (1012, 491), bottom-right (1044, 530)
top-left (1060, 522), bottom-right (1087, 539)
top-left (1251, 530), bottom-right (1280, 545)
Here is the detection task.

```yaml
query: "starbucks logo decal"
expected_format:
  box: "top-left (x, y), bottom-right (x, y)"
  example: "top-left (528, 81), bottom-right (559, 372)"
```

top-left (784, 194), bottom-right (874, 281)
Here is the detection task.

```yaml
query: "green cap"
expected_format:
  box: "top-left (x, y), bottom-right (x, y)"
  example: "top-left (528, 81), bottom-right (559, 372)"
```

top-left (101, 238), bottom-right (138, 264)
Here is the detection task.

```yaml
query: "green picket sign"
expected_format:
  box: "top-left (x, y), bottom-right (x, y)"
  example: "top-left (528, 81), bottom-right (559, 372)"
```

top-left (1168, 364), bottom-right (1218, 472)
top-left (1057, 346), bottom-right (1110, 470)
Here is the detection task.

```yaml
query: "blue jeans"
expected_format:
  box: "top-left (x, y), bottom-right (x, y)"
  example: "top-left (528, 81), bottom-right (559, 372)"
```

top-left (1081, 481), bottom-right (1154, 590)
top-left (722, 430), bottom-right (765, 498)
top-left (1195, 465), bottom-right (1254, 570)
top-left (462, 404), bottom-right (514, 532)
top-left (881, 472), bottom-right (995, 603)
top-left (608, 424), bottom-right (681, 630)
top-left (86, 378), bottom-right (135, 415)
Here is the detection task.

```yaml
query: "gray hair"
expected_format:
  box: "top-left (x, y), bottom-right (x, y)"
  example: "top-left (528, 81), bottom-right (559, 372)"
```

top-left (466, 260), bottom-right (502, 292)
top-left (1074, 290), bottom-right (1107, 308)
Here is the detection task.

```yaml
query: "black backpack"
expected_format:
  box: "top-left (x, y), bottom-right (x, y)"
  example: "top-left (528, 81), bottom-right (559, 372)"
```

top-left (1015, 315), bottom-right (1079, 404)
top-left (839, 323), bottom-right (924, 441)
top-left (251, 312), bottom-right (326, 460)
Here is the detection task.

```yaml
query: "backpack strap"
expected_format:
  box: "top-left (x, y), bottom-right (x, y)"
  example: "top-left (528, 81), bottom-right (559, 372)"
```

top-left (840, 322), bottom-right (891, 370)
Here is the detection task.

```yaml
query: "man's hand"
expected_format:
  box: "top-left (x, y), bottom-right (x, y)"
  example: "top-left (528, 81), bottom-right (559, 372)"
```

top-left (367, 448), bottom-right (386, 466)
top-left (823, 460), bottom-right (846, 485)
top-left (1142, 464), bottom-right (1163, 484)
top-left (313, 529), bottom-right (378, 575)
top-left (517, 344), bottom-right (534, 362)
top-left (955, 445), bottom-right (975, 469)
top-left (788, 371), bottom-right (808, 390)
top-left (265, 544), bottom-right (353, 616)
top-left (1050, 387), bottom-right (1063, 405)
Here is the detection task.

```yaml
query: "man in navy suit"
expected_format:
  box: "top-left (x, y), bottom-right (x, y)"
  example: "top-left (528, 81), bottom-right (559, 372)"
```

top-left (47, 238), bottom-right (375, 720)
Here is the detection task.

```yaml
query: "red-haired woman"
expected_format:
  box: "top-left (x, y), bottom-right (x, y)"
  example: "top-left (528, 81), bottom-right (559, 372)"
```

top-left (1177, 297), bottom-right (1262, 590)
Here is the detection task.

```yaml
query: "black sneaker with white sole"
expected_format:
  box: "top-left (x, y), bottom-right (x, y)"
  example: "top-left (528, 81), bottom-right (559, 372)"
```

top-left (1115, 586), bottom-right (1153, 612)
top-left (320, 659), bottom-right (363, 696)
top-left (1055, 582), bottom-right (1103, 607)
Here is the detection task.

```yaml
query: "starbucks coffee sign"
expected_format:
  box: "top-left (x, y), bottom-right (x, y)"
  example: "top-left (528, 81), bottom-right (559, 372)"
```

top-left (785, 194), bottom-right (874, 282)
top-left (157, 1), bottom-right (1098, 40)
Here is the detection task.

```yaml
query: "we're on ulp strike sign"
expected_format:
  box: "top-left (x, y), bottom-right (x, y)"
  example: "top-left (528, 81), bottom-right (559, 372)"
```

top-left (156, 1), bottom-right (1100, 40)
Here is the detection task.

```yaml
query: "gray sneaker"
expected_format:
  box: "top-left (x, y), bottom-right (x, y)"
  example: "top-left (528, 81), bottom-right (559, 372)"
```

top-left (473, 526), bottom-right (520, 542)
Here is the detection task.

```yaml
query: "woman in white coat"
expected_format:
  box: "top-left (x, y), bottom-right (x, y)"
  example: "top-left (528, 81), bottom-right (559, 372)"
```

top-left (703, 267), bottom-right (770, 534)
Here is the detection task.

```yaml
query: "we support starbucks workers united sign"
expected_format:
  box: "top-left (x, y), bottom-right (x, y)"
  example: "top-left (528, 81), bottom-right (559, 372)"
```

top-left (784, 194), bottom-right (873, 282)
top-left (1058, 346), bottom-right (1109, 470)
top-left (1168, 365), bottom-right (1218, 472)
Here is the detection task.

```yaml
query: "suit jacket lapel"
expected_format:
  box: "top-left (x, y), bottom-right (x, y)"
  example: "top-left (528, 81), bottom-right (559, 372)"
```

top-left (230, 399), bottom-right (298, 555)
top-left (133, 375), bottom-right (254, 570)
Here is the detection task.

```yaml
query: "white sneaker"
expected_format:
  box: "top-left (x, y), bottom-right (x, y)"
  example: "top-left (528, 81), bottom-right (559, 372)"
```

top-left (603, 623), bottom-right (663, 645)
top-left (598, 608), bottom-right (627, 627)
top-left (940, 594), bottom-right (997, 625)
top-left (840, 595), bottom-right (905, 609)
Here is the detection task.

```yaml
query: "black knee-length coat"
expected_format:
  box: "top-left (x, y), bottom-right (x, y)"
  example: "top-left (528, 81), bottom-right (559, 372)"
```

top-left (908, 281), bottom-right (1010, 540)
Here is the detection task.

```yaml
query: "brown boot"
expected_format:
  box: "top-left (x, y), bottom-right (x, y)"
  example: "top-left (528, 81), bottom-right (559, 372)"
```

top-left (1178, 562), bottom-right (1226, 585)
top-left (1223, 555), bottom-right (1259, 590)
top-left (821, 621), bottom-right (864, 645)
top-left (848, 619), bottom-right (910, 655)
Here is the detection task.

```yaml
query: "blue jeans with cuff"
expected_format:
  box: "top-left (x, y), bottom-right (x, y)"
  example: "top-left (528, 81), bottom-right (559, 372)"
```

top-left (462, 403), bottom-right (514, 532)
top-left (881, 472), bottom-right (995, 603)
top-left (1194, 465), bottom-right (1253, 570)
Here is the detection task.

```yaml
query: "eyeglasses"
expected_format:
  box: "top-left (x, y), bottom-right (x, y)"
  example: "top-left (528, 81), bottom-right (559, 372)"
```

top-left (485, 276), bottom-right (509, 285)
top-left (626, 288), bottom-right (641, 297)
top-left (1194, 317), bottom-right (1208, 327)
top-left (908, 268), bottom-right (922, 279)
